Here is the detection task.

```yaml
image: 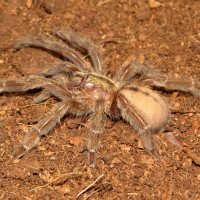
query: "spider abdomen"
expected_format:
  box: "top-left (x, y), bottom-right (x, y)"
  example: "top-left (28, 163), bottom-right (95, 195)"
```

top-left (118, 87), bottom-right (169, 132)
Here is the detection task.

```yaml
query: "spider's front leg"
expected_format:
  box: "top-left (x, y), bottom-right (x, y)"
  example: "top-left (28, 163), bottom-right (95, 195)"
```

top-left (13, 35), bottom-right (89, 72)
top-left (39, 62), bottom-right (80, 77)
top-left (33, 61), bottom-right (81, 103)
top-left (0, 75), bottom-right (71, 100)
top-left (13, 100), bottom-right (69, 158)
top-left (117, 87), bottom-right (169, 153)
top-left (88, 101), bottom-right (105, 167)
top-left (54, 29), bottom-right (105, 74)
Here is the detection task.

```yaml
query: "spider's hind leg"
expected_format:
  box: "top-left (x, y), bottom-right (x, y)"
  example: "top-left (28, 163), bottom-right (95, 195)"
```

top-left (116, 87), bottom-right (170, 154)
top-left (117, 93), bottom-right (154, 152)
top-left (144, 77), bottom-right (200, 97)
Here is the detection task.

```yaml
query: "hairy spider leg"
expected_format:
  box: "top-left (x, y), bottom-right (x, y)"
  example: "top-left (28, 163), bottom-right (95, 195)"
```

top-left (33, 89), bottom-right (52, 103)
top-left (34, 65), bottom-right (77, 103)
top-left (88, 101), bottom-right (105, 167)
top-left (13, 35), bottom-right (90, 72)
top-left (33, 71), bottom-right (71, 103)
top-left (34, 62), bottom-right (80, 103)
top-left (39, 62), bottom-right (80, 77)
top-left (0, 75), bottom-right (71, 100)
top-left (0, 75), bottom-right (71, 157)
top-left (143, 77), bottom-right (200, 97)
top-left (0, 74), bottom-right (91, 158)
top-left (54, 29), bottom-right (105, 74)
top-left (12, 101), bottom-right (69, 158)
top-left (115, 59), bottom-right (162, 84)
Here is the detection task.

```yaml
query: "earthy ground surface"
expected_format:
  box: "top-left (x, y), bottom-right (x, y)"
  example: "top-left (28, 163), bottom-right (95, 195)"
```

top-left (0, 0), bottom-right (200, 199)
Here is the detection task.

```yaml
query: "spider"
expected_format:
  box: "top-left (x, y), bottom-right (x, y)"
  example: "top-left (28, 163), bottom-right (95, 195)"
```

top-left (0, 30), bottom-right (199, 167)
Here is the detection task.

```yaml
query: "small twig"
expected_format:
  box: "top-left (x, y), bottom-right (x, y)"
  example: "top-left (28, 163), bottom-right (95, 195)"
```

top-left (97, 0), bottom-right (113, 7)
top-left (83, 181), bottom-right (113, 200)
top-left (99, 37), bottom-right (129, 45)
top-left (171, 110), bottom-right (200, 114)
top-left (77, 174), bottom-right (104, 198)
top-left (183, 148), bottom-right (200, 166)
top-left (190, 35), bottom-right (200, 45)
top-left (166, 172), bottom-right (174, 200)
top-left (30, 172), bottom-right (82, 192)
top-left (84, 187), bottom-right (102, 200)
top-left (0, 150), bottom-right (5, 158)
top-left (191, 186), bottom-right (200, 200)
top-left (127, 193), bottom-right (139, 197)
top-left (0, 99), bottom-right (54, 112)
top-left (160, 18), bottom-right (167, 28)
top-left (0, 193), bottom-right (5, 200)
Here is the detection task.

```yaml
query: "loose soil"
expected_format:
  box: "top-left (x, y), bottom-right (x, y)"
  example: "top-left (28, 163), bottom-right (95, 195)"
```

top-left (0, 0), bottom-right (200, 199)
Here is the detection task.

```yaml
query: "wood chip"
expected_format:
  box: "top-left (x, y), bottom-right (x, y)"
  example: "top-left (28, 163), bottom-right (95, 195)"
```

top-left (148, 0), bottom-right (162, 8)
top-left (26, 0), bottom-right (33, 8)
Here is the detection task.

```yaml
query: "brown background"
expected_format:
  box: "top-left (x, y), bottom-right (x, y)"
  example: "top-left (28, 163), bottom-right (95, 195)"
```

top-left (0, 0), bottom-right (199, 199)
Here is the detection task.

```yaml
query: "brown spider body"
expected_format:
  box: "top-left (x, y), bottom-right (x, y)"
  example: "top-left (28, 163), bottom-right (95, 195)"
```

top-left (0, 30), bottom-right (199, 167)
top-left (72, 74), bottom-right (117, 112)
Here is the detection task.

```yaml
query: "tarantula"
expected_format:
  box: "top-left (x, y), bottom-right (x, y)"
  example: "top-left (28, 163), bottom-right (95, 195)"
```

top-left (0, 30), bottom-right (199, 167)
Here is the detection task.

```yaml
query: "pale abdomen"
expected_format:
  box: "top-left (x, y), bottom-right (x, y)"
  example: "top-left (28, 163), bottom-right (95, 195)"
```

top-left (118, 87), bottom-right (169, 132)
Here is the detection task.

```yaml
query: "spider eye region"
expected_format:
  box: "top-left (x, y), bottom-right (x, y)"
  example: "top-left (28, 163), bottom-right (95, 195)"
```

top-left (82, 74), bottom-right (116, 105)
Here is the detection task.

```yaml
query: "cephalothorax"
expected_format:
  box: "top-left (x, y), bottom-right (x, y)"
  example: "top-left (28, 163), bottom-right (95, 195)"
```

top-left (0, 30), bottom-right (199, 167)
